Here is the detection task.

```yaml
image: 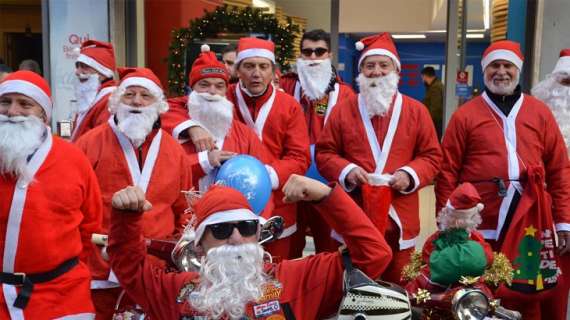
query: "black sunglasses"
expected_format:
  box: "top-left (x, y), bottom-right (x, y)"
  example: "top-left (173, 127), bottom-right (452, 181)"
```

top-left (207, 220), bottom-right (258, 240)
top-left (301, 47), bottom-right (328, 57)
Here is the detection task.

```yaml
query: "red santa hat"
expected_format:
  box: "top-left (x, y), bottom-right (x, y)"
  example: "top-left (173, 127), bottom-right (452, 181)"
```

top-left (0, 70), bottom-right (52, 119)
top-left (481, 40), bottom-right (524, 71)
top-left (76, 40), bottom-right (116, 78)
top-left (235, 37), bottom-right (276, 65)
top-left (553, 48), bottom-right (570, 74)
top-left (445, 182), bottom-right (485, 212)
top-left (189, 44), bottom-right (229, 88)
top-left (192, 185), bottom-right (259, 245)
top-left (355, 33), bottom-right (401, 71)
top-left (111, 67), bottom-right (168, 113)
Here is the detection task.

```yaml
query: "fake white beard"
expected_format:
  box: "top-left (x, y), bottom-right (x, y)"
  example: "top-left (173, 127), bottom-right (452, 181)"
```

top-left (115, 103), bottom-right (159, 148)
top-left (296, 58), bottom-right (333, 101)
top-left (357, 72), bottom-right (400, 117)
top-left (532, 73), bottom-right (570, 149)
top-left (73, 73), bottom-right (100, 114)
top-left (188, 91), bottom-right (234, 142)
top-left (484, 72), bottom-right (520, 96)
top-left (436, 206), bottom-right (482, 232)
top-left (189, 243), bottom-right (268, 319)
top-left (0, 114), bottom-right (46, 183)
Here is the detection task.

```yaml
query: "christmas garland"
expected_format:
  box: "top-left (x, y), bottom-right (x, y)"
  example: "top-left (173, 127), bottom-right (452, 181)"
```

top-left (167, 5), bottom-right (300, 95)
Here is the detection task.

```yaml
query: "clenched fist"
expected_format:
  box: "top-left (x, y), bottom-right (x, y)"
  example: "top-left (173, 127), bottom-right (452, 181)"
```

top-left (112, 186), bottom-right (152, 212)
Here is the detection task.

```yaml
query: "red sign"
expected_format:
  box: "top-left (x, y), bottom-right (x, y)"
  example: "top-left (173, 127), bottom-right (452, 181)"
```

top-left (456, 70), bottom-right (469, 84)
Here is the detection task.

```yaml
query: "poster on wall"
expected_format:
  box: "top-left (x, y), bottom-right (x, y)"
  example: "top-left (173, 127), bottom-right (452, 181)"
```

top-left (48, 0), bottom-right (109, 131)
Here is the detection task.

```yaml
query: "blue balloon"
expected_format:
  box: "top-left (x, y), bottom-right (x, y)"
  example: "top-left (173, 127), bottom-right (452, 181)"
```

top-left (305, 145), bottom-right (327, 184)
top-left (214, 155), bottom-right (272, 215)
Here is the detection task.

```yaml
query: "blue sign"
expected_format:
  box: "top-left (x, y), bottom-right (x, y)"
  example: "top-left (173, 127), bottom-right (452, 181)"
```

top-left (456, 84), bottom-right (471, 98)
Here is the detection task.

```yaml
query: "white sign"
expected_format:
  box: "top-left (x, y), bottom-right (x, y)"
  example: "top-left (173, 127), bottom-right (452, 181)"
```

top-left (48, 0), bottom-right (109, 129)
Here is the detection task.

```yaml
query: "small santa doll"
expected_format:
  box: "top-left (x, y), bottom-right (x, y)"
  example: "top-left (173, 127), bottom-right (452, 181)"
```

top-left (406, 182), bottom-right (493, 292)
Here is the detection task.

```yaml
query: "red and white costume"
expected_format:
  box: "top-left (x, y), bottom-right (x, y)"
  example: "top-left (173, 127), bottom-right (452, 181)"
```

top-left (0, 71), bottom-right (102, 319)
top-left (108, 184), bottom-right (392, 319)
top-left (71, 40), bottom-right (117, 142)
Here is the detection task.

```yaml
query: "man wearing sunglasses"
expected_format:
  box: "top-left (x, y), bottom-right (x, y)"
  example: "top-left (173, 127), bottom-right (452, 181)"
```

top-left (280, 29), bottom-right (356, 258)
top-left (108, 174), bottom-right (392, 319)
top-left (316, 33), bottom-right (442, 286)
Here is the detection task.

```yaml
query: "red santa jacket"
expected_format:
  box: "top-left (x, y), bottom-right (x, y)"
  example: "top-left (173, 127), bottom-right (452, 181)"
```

top-left (108, 184), bottom-right (392, 320)
top-left (316, 93), bottom-right (442, 249)
top-left (76, 118), bottom-right (192, 283)
top-left (435, 93), bottom-right (570, 239)
top-left (71, 79), bottom-right (117, 142)
top-left (279, 73), bottom-right (356, 143)
top-left (228, 84), bottom-right (311, 234)
top-left (0, 133), bottom-right (102, 319)
top-left (161, 96), bottom-right (273, 190)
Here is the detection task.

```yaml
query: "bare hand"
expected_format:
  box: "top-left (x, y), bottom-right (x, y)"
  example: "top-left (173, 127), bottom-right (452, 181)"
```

top-left (558, 231), bottom-right (570, 255)
top-left (346, 167), bottom-right (368, 188)
top-left (208, 150), bottom-right (236, 167)
top-left (188, 126), bottom-right (215, 152)
top-left (389, 170), bottom-right (411, 191)
top-left (282, 174), bottom-right (331, 203)
top-left (111, 186), bottom-right (152, 212)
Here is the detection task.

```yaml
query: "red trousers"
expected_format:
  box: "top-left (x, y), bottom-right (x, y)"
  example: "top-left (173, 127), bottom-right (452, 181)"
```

top-left (381, 219), bottom-right (413, 286)
top-left (488, 240), bottom-right (569, 320)
top-left (92, 287), bottom-right (123, 320)
top-left (289, 202), bottom-right (340, 258)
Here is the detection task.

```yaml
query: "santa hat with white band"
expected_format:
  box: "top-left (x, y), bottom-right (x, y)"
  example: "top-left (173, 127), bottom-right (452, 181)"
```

top-left (111, 67), bottom-right (168, 113)
top-left (481, 40), bottom-right (524, 71)
top-left (235, 37), bottom-right (276, 65)
top-left (445, 182), bottom-right (485, 213)
top-left (355, 32), bottom-right (401, 71)
top-left (76, 40), bottom-right (116, 79)
top-left (189, 185), bottom-right (260, 245)
top-left (553, 48), bottom-right (570, 74)
top-left (0, 70), bottom-right (52, 120)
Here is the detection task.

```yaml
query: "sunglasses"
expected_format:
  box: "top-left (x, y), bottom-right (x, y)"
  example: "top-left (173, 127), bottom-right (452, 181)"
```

top-left (301, 47), bottom-right (328, 57)
top-left (207, 220), bottom-right (258, 240)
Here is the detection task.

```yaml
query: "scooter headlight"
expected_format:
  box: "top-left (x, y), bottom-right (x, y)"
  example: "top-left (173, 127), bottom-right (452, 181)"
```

top-left (451, 288), bottom-right (490, 320)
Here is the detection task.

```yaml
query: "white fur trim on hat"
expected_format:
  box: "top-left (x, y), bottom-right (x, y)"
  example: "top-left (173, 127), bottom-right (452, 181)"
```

top-left (0, 79), bottom-right (52, 119)
top-left (553, 56), bottom-right (570, 74)
top-left (194, 208), bottom-right (260, 245)
top-left (481, 49), bottom-right (523, 71)
top-left (358, 48), bottom-right (401, 71)
top-left (201, 44), bottom-right (211, 52)
top-left (445, 199), bottom-right (485, 213)
top-left (77, 53), bottom-right (114, 78)
top-left (119, 77), bottom-right (163, 98)
top-left (235, 48), bottom-right (275, 65)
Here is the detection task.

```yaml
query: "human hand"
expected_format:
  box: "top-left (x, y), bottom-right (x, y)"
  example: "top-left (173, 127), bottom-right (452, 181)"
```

top-left (346, 167), bottom-right (368, 188)
top-left (389, 170), bottom-right (411, 192)
top-left (207, 150), bottom-right (237, 167)
top-left (111, 186), bottom-right (152, 212)
top-left (188, 126), bottom-right (215, 152)
top-left (282, 174), bottom-right (332, 203)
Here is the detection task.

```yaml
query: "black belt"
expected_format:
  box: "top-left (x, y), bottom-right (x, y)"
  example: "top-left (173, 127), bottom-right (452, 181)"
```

top-left (0, 257), bottom-right (79, 309)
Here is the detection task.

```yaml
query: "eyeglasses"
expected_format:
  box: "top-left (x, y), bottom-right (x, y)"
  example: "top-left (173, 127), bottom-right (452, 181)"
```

top-left (207, 220), bottom-right (259, 240)
top-left (301, 47), bottom-right (328, 57)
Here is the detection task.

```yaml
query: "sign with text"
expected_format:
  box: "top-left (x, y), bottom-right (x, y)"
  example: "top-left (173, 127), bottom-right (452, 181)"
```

top-left (48, 0), bottom-right (109, 129)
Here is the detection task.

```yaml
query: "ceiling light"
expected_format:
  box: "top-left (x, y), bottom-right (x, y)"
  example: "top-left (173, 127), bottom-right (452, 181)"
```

top-left (466, 33), bottom-right (485, 38)
top-left (392, 34), bottom-right (427, 39)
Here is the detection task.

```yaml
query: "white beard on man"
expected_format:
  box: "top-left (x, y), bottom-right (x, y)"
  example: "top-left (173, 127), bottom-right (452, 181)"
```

top-left (0, 114), bottom-right (46, 183)
top-left (356, 71), bottom-right (400, 117)
top-left (296, 58), bottom-right (333, 101)
top-left (115, 102), bottom-right (160, 148)
top-left (532, 72), bottom-right (570, 148)
top-left (73, 73), bottom-right (101, 114)
top-left (189, 243), bottom-right (268, 319)
top-left (188, 90), bottom-right (234, 143)
top-left (484, 70), bottom-right (520, 96)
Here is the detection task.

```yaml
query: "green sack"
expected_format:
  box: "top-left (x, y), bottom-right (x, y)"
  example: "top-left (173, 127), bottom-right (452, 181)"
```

top-left (429, 229), bottom-right (487, 285)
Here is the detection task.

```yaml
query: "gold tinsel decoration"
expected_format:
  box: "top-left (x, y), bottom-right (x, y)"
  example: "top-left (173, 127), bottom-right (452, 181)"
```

top-left (401, 250), bottom-right (424, 281)
top-left (459, 276), bottom-right (480, 286)
top-left (412, 288), bottom-right (432, 304)
top-left (483, 252), bottom-right (514, 287)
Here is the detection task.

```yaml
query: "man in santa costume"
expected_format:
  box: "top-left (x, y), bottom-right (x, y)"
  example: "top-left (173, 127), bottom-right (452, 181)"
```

top-left (316, 32), bottom-right (442, 285)
top-left (183, 38), bottom-right (310, 259)
top-left (436, 40), bottom-right (570, 319)
top-left (532, 48), bottom-right (570, 320)
top-left (76, 67), bottom-right (192, 319)
top-left (71, 39), bottom-right (117, 142)
top-left (0, 71), bottom-right (102, 319)
top-left (280, 29), bottom-right (355, 257)
top-left (161, 44), bottom-right (271, 191)
top-left (108, 174), bottom-right (393, 319)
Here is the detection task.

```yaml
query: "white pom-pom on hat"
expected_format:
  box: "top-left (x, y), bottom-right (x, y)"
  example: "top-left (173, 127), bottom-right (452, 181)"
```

top-left (355, 41), bottom-right (365, 51)
top-left (73, 47), bottom-right (81, 54)
top-left (201, 44), bottom-right (211, 52)
top-left (476, 203), bottom-right (485, 212)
